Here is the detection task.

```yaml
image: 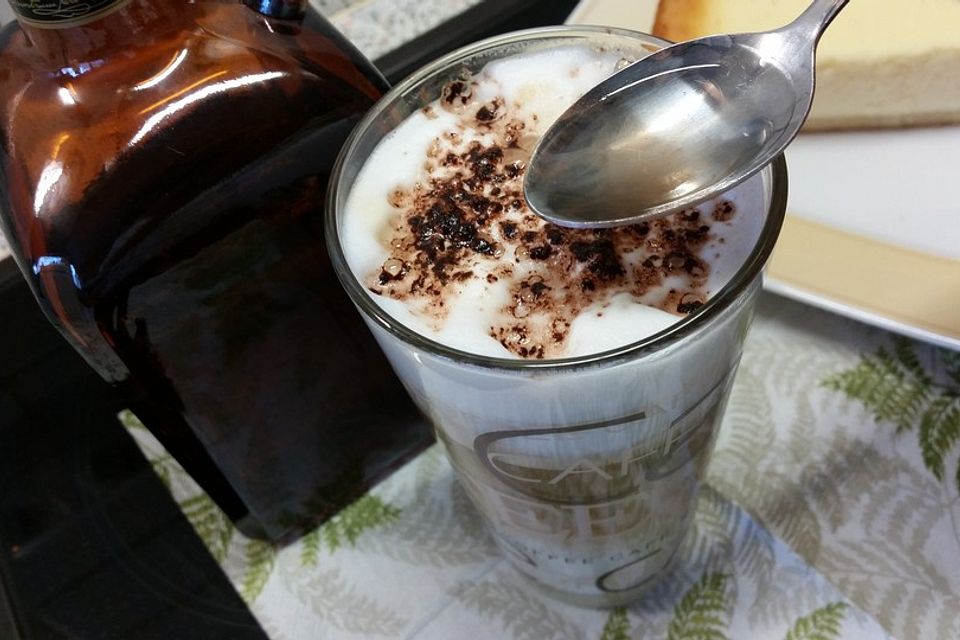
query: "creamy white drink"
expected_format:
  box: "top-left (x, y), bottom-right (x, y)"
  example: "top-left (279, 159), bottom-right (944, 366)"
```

top-left (342, 44), bottom-right (765, 359)
top-left (329, 28), bottom-right (786, 607)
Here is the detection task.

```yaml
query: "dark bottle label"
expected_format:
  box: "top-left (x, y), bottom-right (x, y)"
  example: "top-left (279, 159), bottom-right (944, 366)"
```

top-left (9, 0), bottom-right (132, 28)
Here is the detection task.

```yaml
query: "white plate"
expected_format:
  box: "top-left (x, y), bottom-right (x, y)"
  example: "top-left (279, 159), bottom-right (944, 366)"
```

top-left (568, 0), bottom-right (960, 350)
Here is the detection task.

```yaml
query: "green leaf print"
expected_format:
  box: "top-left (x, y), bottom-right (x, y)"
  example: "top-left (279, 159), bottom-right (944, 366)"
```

top-left (117, 409), bottom-right (146, 431)
top-left (943, 350), bottom-right (960, 387)
top-left (179, 493), bottom-right (233, 562)
top-left (118, 410), bottom-right (175, 488)
top-left (300, 495), bottom-right (401, 566)
top-left (457, 579), bottom-right (585, 640)
top-left (146, 454), bottom-right (174, 490)
top-left (361, 471), bottom-right (496, 568)
top-left (300, 527), bottom-right (322, 568)
top-left (241, 539), bottom-right (278, 603)
top-left (824, 337), bottom-right (960, 491)
top-left (892, 337), bottom-right (933, 388)
top-left (823, 337), bottom-right (930, 432)
top-left (666, 572), bottom-right (730, 640)
top-left (599, 607), bottom-right (630, 640)
top-left (278, 566), bottom-right (409, 637)
top-left (783, 602), bottom-right (847, 640)
top-left (919, 395), bottom-right (960, 481)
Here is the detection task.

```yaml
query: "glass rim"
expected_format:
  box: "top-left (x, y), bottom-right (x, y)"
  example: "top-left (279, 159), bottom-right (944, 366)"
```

top-left (325, 25), bottom-right (788, 373)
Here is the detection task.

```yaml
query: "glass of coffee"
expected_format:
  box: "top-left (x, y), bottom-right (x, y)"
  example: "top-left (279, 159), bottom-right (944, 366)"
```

top-left (325, 26), bottom-right (787, 607)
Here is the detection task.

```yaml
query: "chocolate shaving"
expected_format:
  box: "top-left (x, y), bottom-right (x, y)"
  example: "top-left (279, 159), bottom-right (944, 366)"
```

top-left (364, 79), bottom-right (718, 358)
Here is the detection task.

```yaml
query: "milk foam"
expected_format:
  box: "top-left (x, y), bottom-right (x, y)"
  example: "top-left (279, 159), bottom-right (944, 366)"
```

top-left (342, 45), bottom-right (766, 359)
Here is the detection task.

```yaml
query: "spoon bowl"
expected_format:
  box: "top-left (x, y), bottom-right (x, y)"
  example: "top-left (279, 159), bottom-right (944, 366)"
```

top-left (524, 0), bottom-right (849, 228)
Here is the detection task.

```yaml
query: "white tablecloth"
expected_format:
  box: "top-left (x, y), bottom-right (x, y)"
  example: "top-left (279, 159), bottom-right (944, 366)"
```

top-left (123, 292), bottom-right (960, 639)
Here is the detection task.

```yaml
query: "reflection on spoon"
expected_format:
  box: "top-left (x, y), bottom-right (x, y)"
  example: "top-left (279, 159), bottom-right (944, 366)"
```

top-left (524, 0), bottom-right (850, 228)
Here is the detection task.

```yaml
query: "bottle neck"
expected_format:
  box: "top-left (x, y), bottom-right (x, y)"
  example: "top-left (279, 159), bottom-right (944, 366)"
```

top-left (9, 0), bottom-right (189, 68)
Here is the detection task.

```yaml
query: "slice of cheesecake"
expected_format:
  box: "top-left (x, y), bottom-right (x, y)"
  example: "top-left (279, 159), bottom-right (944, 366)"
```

top-left (652, 0), bottom-right (960, 130)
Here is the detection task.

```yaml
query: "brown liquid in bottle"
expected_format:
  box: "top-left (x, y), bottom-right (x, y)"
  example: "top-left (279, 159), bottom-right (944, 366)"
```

top-left (0, 0), bottom-right (430, 542)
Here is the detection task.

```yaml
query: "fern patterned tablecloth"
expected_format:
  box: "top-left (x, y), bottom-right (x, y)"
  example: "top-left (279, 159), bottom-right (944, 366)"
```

top-left (123, 292), bottom-right (960, 640)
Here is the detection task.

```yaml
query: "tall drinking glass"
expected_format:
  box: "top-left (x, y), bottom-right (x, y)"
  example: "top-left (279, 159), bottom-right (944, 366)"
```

top-left (326, 27), bottom-right (788, 606)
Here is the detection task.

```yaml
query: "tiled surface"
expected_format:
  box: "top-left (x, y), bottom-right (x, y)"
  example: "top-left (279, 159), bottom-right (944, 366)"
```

top-left (329, 0), bottom-right (484, 60)
top-left (311, 0), bottom-right (357, 15)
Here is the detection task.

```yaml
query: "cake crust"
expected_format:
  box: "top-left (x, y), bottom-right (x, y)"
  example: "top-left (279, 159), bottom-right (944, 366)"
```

top-left (651, 0), bottom-right (960, 131)
top-left (652, 0), bottom-right (710, 43)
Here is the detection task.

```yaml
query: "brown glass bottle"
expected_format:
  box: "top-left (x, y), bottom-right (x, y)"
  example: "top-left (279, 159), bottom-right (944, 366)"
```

top-left (0, 0), bottom-right (431, 542)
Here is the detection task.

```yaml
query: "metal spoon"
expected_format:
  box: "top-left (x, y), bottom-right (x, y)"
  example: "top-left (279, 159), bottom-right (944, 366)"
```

top-left (524, 0), bottom-right (849, 228)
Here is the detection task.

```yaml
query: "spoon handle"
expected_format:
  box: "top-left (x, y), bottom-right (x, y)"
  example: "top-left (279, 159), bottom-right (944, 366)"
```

top-left (789, 0), bottom-right (850, 41)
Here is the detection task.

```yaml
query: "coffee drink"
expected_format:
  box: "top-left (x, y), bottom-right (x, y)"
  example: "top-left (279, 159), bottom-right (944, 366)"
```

top-left (327, 28), bottom-right (786, 606)
top-left (341, 44), bottom-right (765, 359)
